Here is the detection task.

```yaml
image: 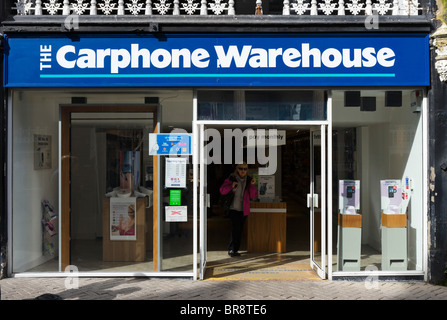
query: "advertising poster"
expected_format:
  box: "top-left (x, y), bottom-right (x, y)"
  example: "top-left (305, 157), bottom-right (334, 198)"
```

top-left (110, 197), bottom-right (137, 240)
top-left (165, 158), bottom-right (187, 188)
top-left (338, 180), bottom-right (360, 214)
top-left (165, 206), bottom-right (188, 222)
top-left (258, 175), bottom-right (275, 201)
top-left (380, 180), bottom-right (403, 214)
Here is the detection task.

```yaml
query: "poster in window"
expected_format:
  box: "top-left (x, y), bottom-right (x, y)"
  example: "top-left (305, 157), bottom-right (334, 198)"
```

top-left (34, 134), bottom-right (52, 170)
top-left (165, 206), bottom-right (188, 222)
top-left (165, 157), bottom-right (187, 188)
top-left (258, 175), bottom-right (275, 201)
top-left (110, 197), bottom-right (137, 240)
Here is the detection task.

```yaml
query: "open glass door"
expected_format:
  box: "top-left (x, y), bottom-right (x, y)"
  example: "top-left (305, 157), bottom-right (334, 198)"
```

top-left (199, 124), bottom-right (207, 280)
top-left (309, 126), bottom-right (326, 279)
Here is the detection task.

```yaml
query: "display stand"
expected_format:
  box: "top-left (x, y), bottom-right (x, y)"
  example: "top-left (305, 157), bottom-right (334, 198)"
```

top-left (247, 202), bottom-right (287, 253)
top-left (337, 213), bottom-right (362, 271)
top-left (381, 213), bottom-right (407, 271)
top-left (379, 180), bottom-right (408, 271)
top-left (337, 180), bottom-right (361, 271)
top-left (103, 197), bottom-right (149, 262)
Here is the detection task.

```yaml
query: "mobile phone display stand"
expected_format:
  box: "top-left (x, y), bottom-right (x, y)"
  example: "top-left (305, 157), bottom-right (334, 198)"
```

top-left (337, 180), bottom-right (361, 271)
top-left (380, 180), bottom-right (407, 271)
top-left (381, 213), bottom-right (408, 271)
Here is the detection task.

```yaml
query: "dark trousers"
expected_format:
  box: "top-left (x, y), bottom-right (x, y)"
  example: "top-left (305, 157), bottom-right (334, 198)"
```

top-left (228, 210), bottom-right (246, 253)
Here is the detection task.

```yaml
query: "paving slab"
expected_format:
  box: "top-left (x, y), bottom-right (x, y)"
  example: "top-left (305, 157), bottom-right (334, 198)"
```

top-left (1, 277), bottom-right (447, 301)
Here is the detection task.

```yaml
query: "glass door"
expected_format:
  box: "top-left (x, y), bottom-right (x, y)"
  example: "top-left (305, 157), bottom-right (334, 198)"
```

top-left (309, 126), bottom-right (326, 279)
top-left (199, 124), bottom-right (208, 280)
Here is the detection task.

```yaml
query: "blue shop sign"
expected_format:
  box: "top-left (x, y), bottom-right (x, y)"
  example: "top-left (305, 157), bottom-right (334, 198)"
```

top-left (149, 133), bottom-right (192, 156)
top-left (4, 34), bottom-right (429, 87)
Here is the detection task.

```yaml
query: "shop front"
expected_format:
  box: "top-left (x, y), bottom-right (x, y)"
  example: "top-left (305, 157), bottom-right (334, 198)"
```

top-left (4, 33), bottom-right (429, 280)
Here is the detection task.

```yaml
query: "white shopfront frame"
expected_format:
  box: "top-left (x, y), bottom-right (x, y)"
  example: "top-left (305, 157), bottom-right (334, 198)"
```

top-left (6, 88), bottom-right (428, 281)
top-left (7, 89), bottom-right (197, 279)
top-left (192, 88), bottom-right (429, 281)
top-left (193, 89), bottom-right (333, 280)
top-left (328, 89), bottom-right (429, 281)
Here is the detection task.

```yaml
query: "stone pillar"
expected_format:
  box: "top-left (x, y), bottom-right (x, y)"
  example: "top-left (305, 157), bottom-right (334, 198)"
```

top-left (429, 21), bottom-right (447, 284)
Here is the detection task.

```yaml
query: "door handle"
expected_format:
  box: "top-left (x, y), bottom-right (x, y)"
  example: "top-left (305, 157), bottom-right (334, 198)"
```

top-left (307, 194), bottom-right (319, 208)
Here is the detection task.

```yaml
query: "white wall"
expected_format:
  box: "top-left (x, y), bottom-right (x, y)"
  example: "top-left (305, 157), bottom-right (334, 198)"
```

top-left (12, 91), bottom-right (61, 272)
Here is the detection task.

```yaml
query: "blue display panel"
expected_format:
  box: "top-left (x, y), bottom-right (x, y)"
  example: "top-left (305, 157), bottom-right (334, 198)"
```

top-left (4, 34), bottom-right (429, 87)
top-left (149, 134), bottom-right (192, 155)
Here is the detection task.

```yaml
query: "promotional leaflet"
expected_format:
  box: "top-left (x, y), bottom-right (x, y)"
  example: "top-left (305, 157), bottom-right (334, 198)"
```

top-left (165, 158), bottom-right (187, 188)
top-left (170, 190), bottom-right (182, 206)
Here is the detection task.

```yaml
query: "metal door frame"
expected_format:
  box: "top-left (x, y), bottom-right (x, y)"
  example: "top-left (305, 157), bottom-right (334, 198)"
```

top-left (309, 125), bottom-right (327, 280)
top-left (195, 122), bottom-right (331, 280)
top-left (193, 90), bottom-right (333, 281)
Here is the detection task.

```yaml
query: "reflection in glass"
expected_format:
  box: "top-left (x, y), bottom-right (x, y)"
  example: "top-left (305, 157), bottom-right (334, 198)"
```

top-left (198, 90), bottom-right (327, 121)
top-left (70, 113), bottom-right (154, 272)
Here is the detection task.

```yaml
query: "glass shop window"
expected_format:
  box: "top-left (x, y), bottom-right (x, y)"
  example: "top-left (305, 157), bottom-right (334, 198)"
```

top-left (332, 89), bottom-right (424, 273)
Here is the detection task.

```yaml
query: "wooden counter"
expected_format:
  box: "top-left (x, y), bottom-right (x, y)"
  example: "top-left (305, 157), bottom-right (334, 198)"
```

top-left (247, 202), bottom-right (287, 253)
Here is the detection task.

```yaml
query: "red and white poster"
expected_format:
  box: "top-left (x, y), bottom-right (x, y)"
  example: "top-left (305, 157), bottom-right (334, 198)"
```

top-left (165, 206), bottom-right (188, 222)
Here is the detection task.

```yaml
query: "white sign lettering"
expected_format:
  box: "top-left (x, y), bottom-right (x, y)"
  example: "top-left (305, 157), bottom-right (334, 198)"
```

top-left (51, 43), bottom-right (396, 74)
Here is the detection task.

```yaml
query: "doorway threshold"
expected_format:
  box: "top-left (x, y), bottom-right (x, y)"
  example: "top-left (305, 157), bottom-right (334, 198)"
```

top-left (203, 252), bottom-right (323, 281)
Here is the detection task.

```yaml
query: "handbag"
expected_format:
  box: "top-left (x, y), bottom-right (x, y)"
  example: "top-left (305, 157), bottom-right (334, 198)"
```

top-left (219, 175), bottom-right (237, 214)
top-left (219, 190), bottom-right (235, 212)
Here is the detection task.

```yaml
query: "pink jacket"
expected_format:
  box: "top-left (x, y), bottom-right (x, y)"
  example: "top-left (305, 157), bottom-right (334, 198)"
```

top-left (220, 176), bottom-right (258, 216)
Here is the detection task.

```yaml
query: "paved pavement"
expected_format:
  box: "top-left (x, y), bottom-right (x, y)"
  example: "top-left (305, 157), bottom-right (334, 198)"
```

top-left (1, 276), bottom-right (447, 301)
top-left (2, 276), bottom-right (446, 318)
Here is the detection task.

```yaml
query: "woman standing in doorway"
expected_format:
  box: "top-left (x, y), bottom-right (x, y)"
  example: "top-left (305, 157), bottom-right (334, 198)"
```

top-left (220, 162), bottom-right (257, 257)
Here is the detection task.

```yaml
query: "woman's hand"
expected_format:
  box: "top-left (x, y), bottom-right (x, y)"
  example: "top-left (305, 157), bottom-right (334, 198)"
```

top-left (232, 181), bottom-right (239, 189)
top-left (251, 178), bottom-right (256, 185)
